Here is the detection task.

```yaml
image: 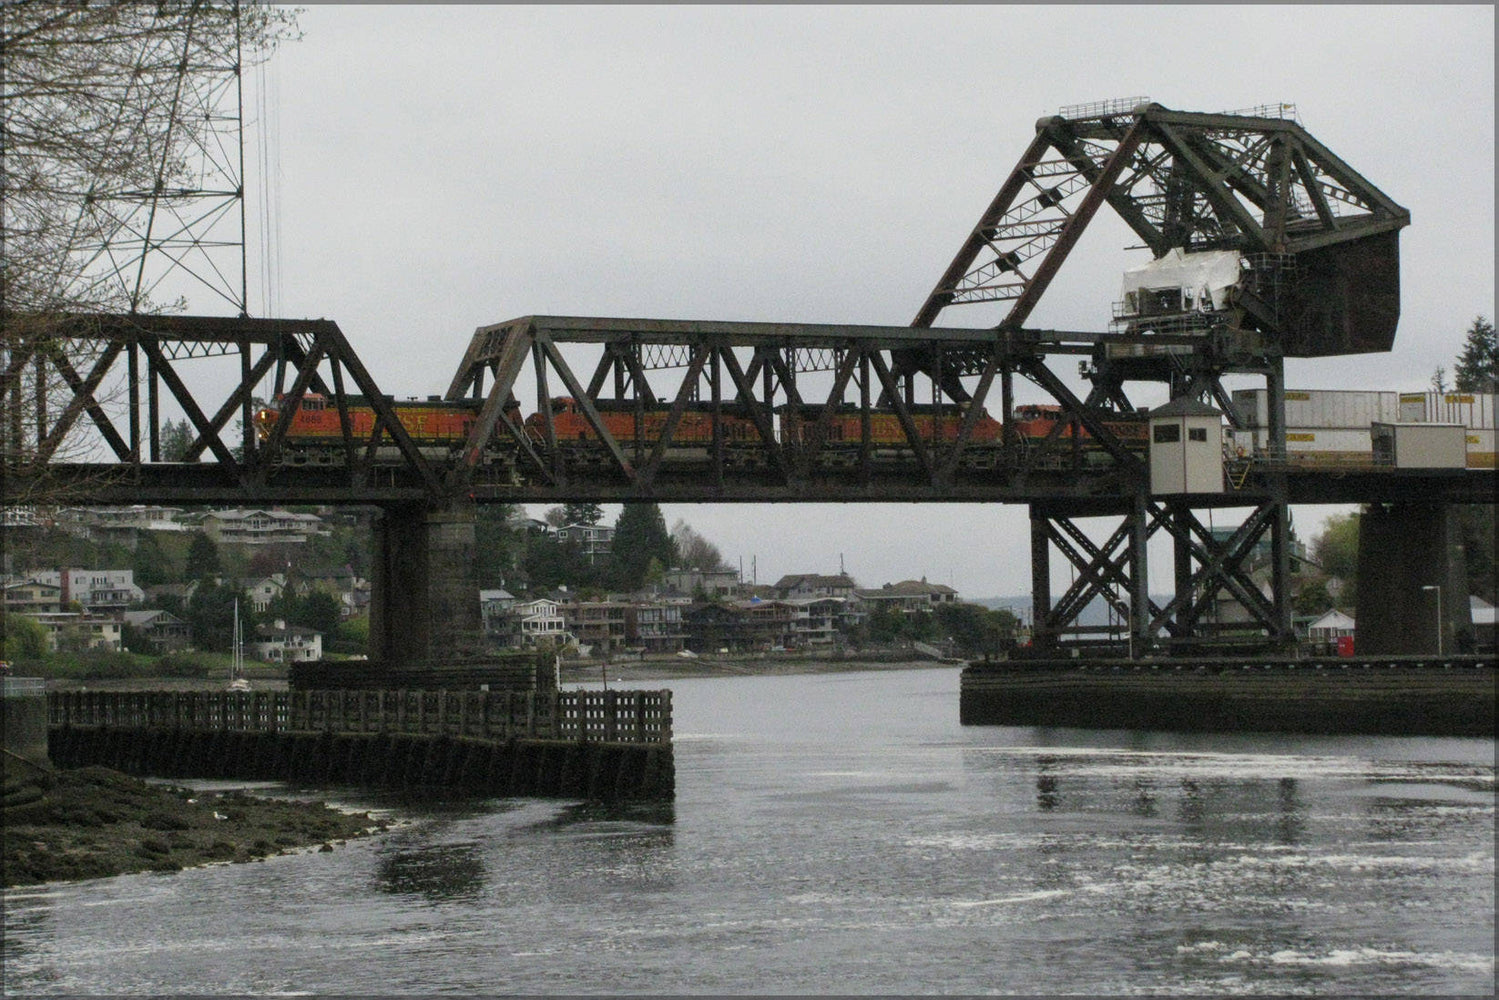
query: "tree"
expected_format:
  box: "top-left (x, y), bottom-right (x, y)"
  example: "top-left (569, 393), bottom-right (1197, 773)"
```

top-left (475, 503), bottom-right (525, 588)
top-left (1454, 316), bottom-right (1497, 392)
top-left (159, 418), bottom-right (195, 462)
top-left (184, 532), bottom-right (221, 581)
top-left (297, 590), bottom-right (343, 637)
top-left (1311, 512), bottom-right (1360, 585)
top-left (560, 502), bottom-right (604, 526)
top-left (671, 519), bottom-right (728, 571)
top-left (185, 579), bottom-right (251, 653)
top-left (607, 502), bottom-right (675, 591)
top-left (2, 4), bottom-right (298, 508)
top-left (1430, 366), bottom-right (1448, 393)
top-left (130, 531), bottom-right (173, 587)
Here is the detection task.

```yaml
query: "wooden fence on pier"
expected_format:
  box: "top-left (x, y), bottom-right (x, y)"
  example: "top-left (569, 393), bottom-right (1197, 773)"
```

top-left (48, 689), bottom-right (671, 744)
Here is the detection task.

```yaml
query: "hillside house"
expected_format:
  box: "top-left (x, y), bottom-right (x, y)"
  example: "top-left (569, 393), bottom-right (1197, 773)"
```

top-left (27, 569), bottom-right (143, 613)
top-left (564, 601), bottom-right (629, 654)
top-left (855, 579), bottom-right (959, 615)
top-left (122, 609), bottom-right (191, 653)
top-left (3, 580), bottom-right (64, 614)
top-left (629, 603), bottom-right (686, 653)
top-left (555, 522), bottom-right (615, 565)
top-left (772, 573), bottom-right (858, 600)
top-left (251, 620), bottom-right (323, 662)
top-left (26, 612), bottom-right (123, 652)
top-left (511, 599), bottom-right (567, 648)
top-left (201, 509), bottom-right (327, 546)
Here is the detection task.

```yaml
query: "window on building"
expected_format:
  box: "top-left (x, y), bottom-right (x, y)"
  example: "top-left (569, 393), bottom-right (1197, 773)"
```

top-left (1153, 424), bottom-right (1180, 444)
top-left (1188, 427), bottom-right (1208, 442)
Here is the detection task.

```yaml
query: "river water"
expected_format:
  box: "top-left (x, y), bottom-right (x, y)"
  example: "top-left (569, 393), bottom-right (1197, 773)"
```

top-left (3, 667), bottom-right (1494, 995)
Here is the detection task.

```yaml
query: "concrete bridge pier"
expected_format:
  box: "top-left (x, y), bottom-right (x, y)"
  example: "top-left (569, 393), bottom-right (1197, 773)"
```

top-left (368, 501), bottom-right (483, 666)
top-left (1355, 502), bottom-right (1472, 655)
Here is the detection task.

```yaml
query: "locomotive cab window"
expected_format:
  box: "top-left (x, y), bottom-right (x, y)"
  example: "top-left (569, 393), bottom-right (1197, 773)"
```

top-left (1153, 424), bottom-right (1181, 443)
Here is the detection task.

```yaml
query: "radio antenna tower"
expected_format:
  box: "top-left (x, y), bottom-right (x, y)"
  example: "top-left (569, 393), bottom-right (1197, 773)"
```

top-left (76, 1), bottom-right (253, 317)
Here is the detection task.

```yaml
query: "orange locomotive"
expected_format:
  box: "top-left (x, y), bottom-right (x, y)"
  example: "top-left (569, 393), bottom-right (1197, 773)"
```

top-left (252, 393), bottom-right (513, 466)
top-left (523, 396), bottom-right (770, 468)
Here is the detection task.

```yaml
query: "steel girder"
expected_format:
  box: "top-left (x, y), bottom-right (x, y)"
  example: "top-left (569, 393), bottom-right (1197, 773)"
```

top-left (2, 313), bottom-right (441, 499)
top-left (1028, 496), bottom-right (1296, 655)
top-left (441, 315), bottom-right (1162, 498)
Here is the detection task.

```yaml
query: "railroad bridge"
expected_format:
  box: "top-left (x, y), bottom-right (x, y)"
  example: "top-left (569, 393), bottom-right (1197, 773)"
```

top-left (6, 102), bottom-right (1495, 665)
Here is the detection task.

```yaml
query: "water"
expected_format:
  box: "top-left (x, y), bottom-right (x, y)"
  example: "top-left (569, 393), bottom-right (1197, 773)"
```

top-left (4, 667), bottom-right (1494, 995)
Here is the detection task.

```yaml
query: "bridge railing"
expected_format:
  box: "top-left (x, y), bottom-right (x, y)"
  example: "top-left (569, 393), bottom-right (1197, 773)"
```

top-left (47, 689), bottom-right (672, 744)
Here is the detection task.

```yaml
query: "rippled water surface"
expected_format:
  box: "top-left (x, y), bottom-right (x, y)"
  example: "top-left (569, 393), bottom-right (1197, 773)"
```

top-left (4, 667), bottom-right (1494, 995)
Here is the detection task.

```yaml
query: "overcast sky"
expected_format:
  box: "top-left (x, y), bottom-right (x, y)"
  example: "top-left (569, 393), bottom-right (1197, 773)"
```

top-left (245, 5), bottom-right (1493, 598)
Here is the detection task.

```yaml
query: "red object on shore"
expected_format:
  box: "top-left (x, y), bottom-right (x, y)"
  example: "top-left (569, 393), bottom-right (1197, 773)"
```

top-left (1336, 635), bottom-right (1355, 657)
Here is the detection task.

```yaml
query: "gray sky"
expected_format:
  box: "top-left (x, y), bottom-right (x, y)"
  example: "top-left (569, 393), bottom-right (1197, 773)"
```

top-left (250, 5), bottom-right (1494, 598)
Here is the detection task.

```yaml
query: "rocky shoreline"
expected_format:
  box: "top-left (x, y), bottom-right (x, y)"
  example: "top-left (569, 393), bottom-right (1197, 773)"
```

top-left (2, 756), bottom-right (389, 889)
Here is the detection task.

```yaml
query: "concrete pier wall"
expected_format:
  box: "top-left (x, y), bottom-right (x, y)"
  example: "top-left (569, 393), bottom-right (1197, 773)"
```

top-left (961, 658), bottom-right (1495, 736)
top-left (1356, 503), bottom-right (1473, 656)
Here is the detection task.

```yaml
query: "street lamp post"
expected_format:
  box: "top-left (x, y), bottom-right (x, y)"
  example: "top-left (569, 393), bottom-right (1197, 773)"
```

top-left (1421, 584), bottom-right (1443, 657)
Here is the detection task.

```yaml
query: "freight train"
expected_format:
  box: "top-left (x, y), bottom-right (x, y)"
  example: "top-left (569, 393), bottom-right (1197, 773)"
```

top-left (252, 394), bottom-right (1150, 471)
top-left (253, 388), bottom-right (1496, 474)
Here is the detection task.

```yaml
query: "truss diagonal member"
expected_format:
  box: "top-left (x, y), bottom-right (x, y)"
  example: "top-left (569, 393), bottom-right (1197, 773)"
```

top-left (185, 349), bottom-right (276, 461)
top-left (141, 340), bottom-right (241, 470)
top-left (1290, 148), bottom-right (1337, 229)
top-left (1018, 358), bottom-right (1144, 472)
top-left (253, 342), bottom-right (327, 484)
top-left (1152, 121), bottom-right (1268, 250)
top-left (996, 113), bottom-right (1151, 330)
top-left (536, 334), bottom-right (636, 481)
top-left (912, 131), bottom-right (1055, 326)
top-left (316, 322), bottom-right (442, 497)
top-left (452, 320), bottom-right (534, 483)
top-left (638, 348), bottom-right (708, 488)
top-left (40, 341), bottom-right (131, 463)
top-left (794, 348), bottom-right (861, 479)
top-left (1042, 124), bottom-right (1167, 256)
top-left (936, 350), bottom-right (1001, 483)
top-left (1045, 518), bottom-right (1133, 627)
top-left (867, 352), bottom-right (935, 481)
top-left (717, 345), bottom-right (791, 481)
top-left (328, 360), bottom-right (357, 476)
top-left (1155, 503), bottom-right (1280, 630)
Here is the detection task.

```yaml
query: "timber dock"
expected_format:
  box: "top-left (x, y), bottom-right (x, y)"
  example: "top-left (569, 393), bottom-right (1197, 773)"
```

top-left (47, 689), bottom-right (674, 802)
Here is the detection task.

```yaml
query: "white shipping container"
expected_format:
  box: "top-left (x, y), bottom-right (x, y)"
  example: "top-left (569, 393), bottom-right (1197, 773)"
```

top-left (1396, 391), bottom-right (1496, 429)
top-left (1229, 389), bottom-right (1399, 429)
top-left (1372, 422), bottom-right (1467, 469)
top-left (1465, 427), bottom-right (1495, 469)
top-left (1229, 426), bottom-right (1375, 463)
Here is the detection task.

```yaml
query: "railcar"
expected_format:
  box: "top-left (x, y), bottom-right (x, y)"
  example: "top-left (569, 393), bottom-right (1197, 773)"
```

top-left (523, 396), bottom-right (770, 468)
top-left (252, 393), bottom-right (516, 466)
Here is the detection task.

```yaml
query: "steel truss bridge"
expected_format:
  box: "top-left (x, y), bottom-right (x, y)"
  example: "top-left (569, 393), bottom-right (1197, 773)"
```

top-left (6, 102), bottom-right (1493, 658)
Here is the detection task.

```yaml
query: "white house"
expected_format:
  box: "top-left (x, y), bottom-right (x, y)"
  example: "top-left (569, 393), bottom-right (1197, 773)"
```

top-left (202, 509), bottom-right (327, 546)
top-left (250, 619), bottom-right (323, 662)
top-left (28, 568), bottom-right (143, 611)
top-left (1306, 609), bottom-right (1356, 642)
top-left (511, 598), bottom-right (567, 646)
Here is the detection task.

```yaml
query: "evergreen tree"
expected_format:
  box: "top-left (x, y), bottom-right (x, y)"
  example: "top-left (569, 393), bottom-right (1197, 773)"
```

top-left (184, 532), bottom-right (221, 581)
top-left (160, 418), bottom-right (195, 462)
top-left (186, 580), bottom-right (252, 653)
top-left (297, 590), bottom-right (343, 636)
top-left (607, 503), bottom-right (675, 591)
top-left (560, 502), bottom-right (604, 526)
top-left (1453, 316), bottom-right (1497, 392)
